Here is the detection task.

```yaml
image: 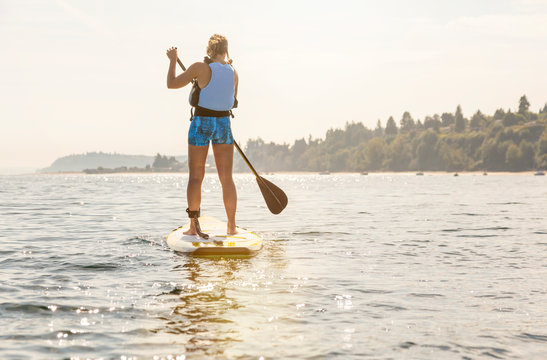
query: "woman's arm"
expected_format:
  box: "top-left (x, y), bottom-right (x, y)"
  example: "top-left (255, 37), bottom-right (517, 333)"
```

top-left (234, 69), bottom-right (239, 98)
top-left (166, 47), bottom-right (201, 89)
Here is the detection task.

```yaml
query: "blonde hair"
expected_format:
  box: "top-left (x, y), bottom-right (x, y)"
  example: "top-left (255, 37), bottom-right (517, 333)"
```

top-left (206, 34), bottom-right (232, 64)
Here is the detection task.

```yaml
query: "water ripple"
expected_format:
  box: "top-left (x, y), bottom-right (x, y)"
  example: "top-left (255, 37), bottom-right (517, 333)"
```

top-left (0, 173), bottom-right (545, 359)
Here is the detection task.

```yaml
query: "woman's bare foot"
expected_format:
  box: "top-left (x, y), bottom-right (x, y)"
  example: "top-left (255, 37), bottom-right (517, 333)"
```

top-left (227, 223), bottom-right (238, 235)
top-left (183, 222), bottom-right (198, 235)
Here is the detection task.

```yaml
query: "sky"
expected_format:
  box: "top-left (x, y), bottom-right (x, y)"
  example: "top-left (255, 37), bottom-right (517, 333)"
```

top-left (1, 0), bottom-right (547, 171)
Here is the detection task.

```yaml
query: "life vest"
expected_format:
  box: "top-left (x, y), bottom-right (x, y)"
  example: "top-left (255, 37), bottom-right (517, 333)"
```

top-left (188, 57), bottom-right (238, 119)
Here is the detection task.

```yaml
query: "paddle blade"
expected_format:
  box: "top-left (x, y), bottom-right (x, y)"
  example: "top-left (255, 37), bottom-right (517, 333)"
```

top-left (257, 176), bottom-right (288, 214)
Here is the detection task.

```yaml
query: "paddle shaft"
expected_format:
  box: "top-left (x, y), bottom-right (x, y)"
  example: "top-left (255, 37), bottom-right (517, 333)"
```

top-left (233, 141), bottom-right (261, 179)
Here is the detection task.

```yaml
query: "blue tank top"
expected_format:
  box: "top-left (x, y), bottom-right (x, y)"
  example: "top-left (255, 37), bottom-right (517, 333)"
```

top-left (197, 62), bottom-right (235, 111)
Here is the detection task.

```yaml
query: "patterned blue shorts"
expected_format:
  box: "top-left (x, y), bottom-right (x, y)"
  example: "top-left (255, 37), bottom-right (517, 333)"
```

top-left (188, 116), bottom-right (234, 146)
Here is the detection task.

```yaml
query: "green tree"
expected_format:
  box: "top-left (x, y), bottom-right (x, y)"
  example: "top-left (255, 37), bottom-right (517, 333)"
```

top-left (290, 138), bottom-right (307, 170)
top-left (385, 116), bottom-right (398, 136)
top-left (424, 115), bottom-right (441, 131)
top-left (416, 130), bottom-right (440, 170)
top-left (350, 144), bottom-right (367, 171)
top-left (400, 111), bottom-right (415, 131)
top-left (153, 153), bottom-right (171, 168)
top-left (518, 95), bottom-right (530, 115)
top-left (300, 145), bottom-right (328, 171)
top-left (519, 140), bottom-right (535, 169)
top-left (503, 111), bottom-right (526, 126)
top-left (438, 143), bottom-right (468, 171)
top-left (455, 105), bottom-right (466, 133)
top-left (538, 131), bottom-right (547, 154)
top-left (384, 135), bottom-right (411, 170)
top-left (481, 139), bottom-right (510, 171)
top-left (324, 128), bottom-right (346, 152)
top-left (374, 119), bottom-right (383, 137)
top-left (488, 123), bottom-right (503, 138)
top-left (498, 128), bottom-right (519, 144)
top-left (470, 110), bottom-right (486, 129)
top-left (224, 97), bottom-right (546, 173)
top-left (365, 138), bottom-right (386, 170)
top-left (493, 108), bottom-right (506, 120)
top-left (538, 155), bottom-right (547, 169)
top-left (345, 122), bottom-right (373, 147)
top-left (441, 112), bottom-right (455, 126)
top-left (291, 138), bottom-right (307, 157)
top-left (505, 143), bottom-right (522, 170)
top-left (329, 149), bottom-right (351, 171)
top-left (537, 131), bottom-right (547, 168)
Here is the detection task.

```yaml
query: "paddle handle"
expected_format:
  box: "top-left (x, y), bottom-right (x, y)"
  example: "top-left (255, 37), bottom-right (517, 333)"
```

top-left (176, 58), bottom-right (186, 71)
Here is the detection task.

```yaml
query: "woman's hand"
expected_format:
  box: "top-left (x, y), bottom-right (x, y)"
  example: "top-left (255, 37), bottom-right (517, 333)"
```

top-left (166, 47), bottom-right (178, 62)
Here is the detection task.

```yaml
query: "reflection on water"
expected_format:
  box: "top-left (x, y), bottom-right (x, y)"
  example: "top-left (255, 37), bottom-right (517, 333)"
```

top-left (0, 174), bottom-right (546, 359)
top-left (152, 237), bottom-right (288, 358)
top-left (157, 259), bottom-right (246, 356)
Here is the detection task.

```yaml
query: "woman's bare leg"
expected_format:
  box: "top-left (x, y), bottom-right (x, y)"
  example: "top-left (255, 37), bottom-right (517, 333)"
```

top-left (212, 143), bottom-right (237, 235)
top-left (184, 144), bottom-right (209, 235)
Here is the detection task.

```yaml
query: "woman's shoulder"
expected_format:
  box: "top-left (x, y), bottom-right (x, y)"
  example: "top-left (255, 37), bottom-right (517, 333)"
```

top-left (189, 61), bottom-right (210, 70)
top-left (187, 61), bottom-right (211, 77)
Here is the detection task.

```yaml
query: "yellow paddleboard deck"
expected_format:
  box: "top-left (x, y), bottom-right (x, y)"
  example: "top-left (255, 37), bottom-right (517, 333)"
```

top-left (166, 216), bottom-right (263, 256)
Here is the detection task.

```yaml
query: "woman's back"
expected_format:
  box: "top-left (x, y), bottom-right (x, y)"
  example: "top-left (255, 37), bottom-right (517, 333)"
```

top-left (197, 62), bottom-right (235, 111)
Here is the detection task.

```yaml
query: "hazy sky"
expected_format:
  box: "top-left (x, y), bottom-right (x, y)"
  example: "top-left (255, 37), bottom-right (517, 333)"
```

top-left (2, 0), bottom-right (547, 170)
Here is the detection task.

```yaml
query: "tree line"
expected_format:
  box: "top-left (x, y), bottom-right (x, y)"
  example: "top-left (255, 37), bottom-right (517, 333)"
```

top-left (236, 95), bottom-right (547, 172)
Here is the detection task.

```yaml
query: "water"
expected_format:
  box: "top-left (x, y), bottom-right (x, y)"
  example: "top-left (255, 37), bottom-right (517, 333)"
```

top-left (1, 173), bottom-right (546, 359)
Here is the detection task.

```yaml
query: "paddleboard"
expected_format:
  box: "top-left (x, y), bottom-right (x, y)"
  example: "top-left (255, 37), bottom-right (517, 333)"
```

top-left (166, 216), bottom-right (262, 256)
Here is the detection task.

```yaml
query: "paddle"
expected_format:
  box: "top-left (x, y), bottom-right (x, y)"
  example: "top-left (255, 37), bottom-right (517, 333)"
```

top-left (233, 141), bottom-right (288, 214)
top-left (175, 57), bottom-right (288, 214)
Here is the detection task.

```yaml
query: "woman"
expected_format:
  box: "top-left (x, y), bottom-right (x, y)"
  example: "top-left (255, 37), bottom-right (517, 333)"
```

top-left (166, 34), bottom-right (239, 236)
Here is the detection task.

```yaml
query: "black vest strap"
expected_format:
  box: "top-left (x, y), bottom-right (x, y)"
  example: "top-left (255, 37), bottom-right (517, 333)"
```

top-left (194, 106), bottom-right (231, 117)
